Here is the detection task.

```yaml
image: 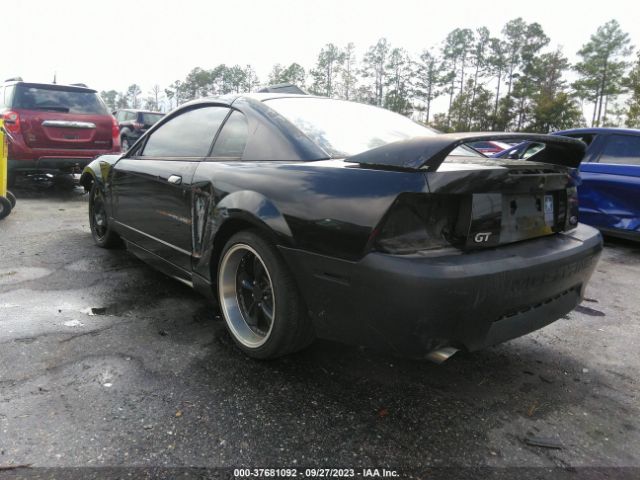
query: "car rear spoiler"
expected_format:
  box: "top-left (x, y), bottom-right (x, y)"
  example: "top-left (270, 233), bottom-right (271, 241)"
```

top-left (345, 132), bottom-right (586, 171)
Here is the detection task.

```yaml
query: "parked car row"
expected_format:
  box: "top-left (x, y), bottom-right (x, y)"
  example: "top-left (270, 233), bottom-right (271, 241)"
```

top-left (0, 78), bottom-right (164, 186)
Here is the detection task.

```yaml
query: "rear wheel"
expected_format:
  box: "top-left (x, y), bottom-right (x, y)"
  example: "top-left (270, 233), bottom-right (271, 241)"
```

top-left (218, 230), bottom-right (314, 359)
top-left (89, 183), bottom-right (120, 248)
top-left (121, 136), bottom-right (131, 152)
top-left (53, 174), bottom-right (76, 191)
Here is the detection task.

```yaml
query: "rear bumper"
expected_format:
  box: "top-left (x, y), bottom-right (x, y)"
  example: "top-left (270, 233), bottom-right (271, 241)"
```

top-left (280, 224), bottom-right (602, 357)
top-left (8, 138), bottom-right (119, 174)
top-left (9, 157), bottom-right (95, 173)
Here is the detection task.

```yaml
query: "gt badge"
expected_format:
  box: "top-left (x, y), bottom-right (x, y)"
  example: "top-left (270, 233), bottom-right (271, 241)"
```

top-left (474, 232), bottom-right (492, 243)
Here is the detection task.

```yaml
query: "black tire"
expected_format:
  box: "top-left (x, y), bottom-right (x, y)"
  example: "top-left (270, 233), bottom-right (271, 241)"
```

top-left (53, 174), bottom-right (76, 191)
top-left (217, 229), bottom-right (314, 359)
top-left (88, 182), bottom-right (121, 248)
top-left (121, 135), bottom-right (131, 152)
top-left (6, 191), bottom-right (16, 209)
top-left (0, 196), bottom-right (12, 220)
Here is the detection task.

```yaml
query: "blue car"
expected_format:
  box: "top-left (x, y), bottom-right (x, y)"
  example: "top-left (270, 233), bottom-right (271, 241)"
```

top-left (495, 128), bottom-right (640, 241)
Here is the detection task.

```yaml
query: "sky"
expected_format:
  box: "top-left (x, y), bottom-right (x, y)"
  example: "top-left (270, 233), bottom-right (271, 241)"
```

top-left (3, 0), bottom-right (639, 111)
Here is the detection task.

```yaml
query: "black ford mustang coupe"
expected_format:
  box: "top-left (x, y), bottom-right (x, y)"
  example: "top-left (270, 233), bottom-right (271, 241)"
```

top-left (81, 94), bottom-right (602, 361)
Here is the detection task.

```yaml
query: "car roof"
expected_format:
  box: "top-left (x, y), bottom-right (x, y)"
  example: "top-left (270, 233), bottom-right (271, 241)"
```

top-left (177, 93), bottom-right (328, 109)
top-left (1, 81), bottom-right (97, 93)
top-left (555, 127), bottom-right (640, 136)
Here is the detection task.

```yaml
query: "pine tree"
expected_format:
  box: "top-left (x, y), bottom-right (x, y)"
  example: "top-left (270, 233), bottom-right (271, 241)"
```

top-left (574, 20), bottom-right (633, 127)
top-left (361, 38), bottom-right (391, 106)
top-left (414, 49), bottom-right (446, 124)
top-left (338, 43), bottom-right (358, 100)
top-left (625, 53), bottom-right (640, 128)
top-left (310, 43), bottom-right (344, 97)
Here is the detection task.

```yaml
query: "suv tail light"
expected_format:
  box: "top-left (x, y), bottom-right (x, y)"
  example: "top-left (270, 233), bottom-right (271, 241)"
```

top-left (111, 116), bottom-right (121, 151)
top-left (3, 111), bottom-right (21, 135)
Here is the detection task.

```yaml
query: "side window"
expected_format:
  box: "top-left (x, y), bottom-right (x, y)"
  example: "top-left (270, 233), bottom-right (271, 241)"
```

top-left (141, 106), bottom-right (229, 158)
top-left (599, 135), bottom-right (640, 165)
top-left (211, 111), bottom-right (249, 158)
top-left (125, 111), bottom-right (137, 121)
top-left (115, 111), bottom-right (124, 122)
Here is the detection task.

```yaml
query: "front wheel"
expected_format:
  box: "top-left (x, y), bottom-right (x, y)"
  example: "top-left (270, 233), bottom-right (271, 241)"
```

top-left (217, 230), bottom-right (314, 359)
top-left (89, 183), bottom-right (121, 248)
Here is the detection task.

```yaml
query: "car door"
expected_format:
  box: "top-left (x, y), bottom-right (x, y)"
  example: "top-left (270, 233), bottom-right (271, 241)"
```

top-left (190, 110), bottom-right (250, 280)
top-left (111, 105), bottom-right (231, 275)
top-left (578, 133), bottom-right (640, 233)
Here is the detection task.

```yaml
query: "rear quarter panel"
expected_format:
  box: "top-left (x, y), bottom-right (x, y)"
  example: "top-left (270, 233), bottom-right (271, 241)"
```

top-left (578, 162), bottom-right (640, 234)
top-left (190, 159), bottom-right (428, 281)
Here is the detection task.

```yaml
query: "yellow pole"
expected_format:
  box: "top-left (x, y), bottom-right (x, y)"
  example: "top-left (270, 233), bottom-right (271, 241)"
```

top-left (0, 118), bottom-right (7, 197)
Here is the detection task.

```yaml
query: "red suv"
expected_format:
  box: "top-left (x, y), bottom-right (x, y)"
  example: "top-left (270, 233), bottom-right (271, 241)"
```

top-left (0, 80), bottom-right (121, 184)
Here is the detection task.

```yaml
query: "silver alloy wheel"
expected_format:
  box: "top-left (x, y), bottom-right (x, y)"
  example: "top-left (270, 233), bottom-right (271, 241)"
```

top-left (218, 243), bottom-right (276, 348)
top-left (121, 137), bottom-right (130, 152)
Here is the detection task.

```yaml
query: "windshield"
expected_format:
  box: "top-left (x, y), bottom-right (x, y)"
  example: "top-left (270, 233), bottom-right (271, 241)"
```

top-left (265, 97), bottom-right (438, 157)
top-left (13, 85), bottom-right (108, 114)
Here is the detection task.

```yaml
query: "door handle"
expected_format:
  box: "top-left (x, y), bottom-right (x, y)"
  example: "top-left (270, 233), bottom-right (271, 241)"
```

top-left (168, 175), bottom-right (182, 185)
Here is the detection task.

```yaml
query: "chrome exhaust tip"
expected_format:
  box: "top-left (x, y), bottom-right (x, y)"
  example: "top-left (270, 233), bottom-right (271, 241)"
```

top-left (426, 346), bottom-right (459, 364)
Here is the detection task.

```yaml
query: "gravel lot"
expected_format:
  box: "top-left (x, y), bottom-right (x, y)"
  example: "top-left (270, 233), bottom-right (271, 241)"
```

top-left (0, 184), bottom-right (639, 477)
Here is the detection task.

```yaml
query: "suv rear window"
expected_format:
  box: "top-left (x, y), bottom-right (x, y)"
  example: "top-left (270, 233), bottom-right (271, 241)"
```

top-left (12, 85), bottom-right (108, 115)
top-left (141, 112), bottom-right (163, 125)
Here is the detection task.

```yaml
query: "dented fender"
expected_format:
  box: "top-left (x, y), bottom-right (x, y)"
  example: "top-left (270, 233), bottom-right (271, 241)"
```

top-left (191, 188), bottom-right (294, 282)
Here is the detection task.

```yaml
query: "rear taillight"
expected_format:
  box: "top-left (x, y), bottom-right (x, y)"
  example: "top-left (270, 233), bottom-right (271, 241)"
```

top-left (371, 194), bottom-right (463, 254)
top-left (111, 116), bottom-right (121, 151)
top-left (3, 111), bottom-right (21, 135)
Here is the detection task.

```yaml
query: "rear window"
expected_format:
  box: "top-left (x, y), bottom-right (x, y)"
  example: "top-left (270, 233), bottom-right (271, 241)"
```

top-left (13, 85), bottom-right (108, 115)
top-left (141, 113), bottom-right (163, 125)
top-left (265, 97), bottom-right (480, 159)
top-left (265, 97), bottom-right (436, 157)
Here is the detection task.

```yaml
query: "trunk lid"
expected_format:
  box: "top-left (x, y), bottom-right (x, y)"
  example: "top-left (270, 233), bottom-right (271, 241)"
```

top-left (426, 159), bottom-right (579, 249)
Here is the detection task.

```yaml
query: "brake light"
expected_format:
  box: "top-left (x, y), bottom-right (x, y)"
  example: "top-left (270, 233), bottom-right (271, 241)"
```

top-left (111, 116), bottom-right (121, 151)
top-left (371, 194), bottom-right (463, 254)
top-left (3, 111), bottom-right (21, 134)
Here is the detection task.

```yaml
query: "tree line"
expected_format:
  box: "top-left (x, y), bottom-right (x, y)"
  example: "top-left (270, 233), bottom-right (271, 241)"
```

top-left (100, 18), bottom-right (640, 133)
